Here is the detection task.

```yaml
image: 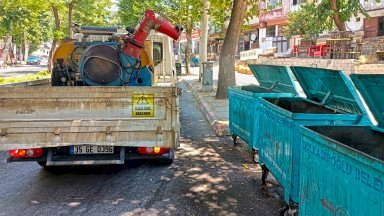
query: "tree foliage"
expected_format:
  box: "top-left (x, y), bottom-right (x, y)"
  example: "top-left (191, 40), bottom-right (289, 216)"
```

top-left (0, 0), bottom-right (115, 59)
top-left (0, 0), bottom-right (50, 54)
top-left (284, 0), bottom-right (380, 39)
top-left (118, 0), bottom-right (203, 75)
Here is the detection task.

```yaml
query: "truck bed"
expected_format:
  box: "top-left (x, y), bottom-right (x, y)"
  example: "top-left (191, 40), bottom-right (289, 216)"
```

top-left (0, 86), bottom-right (180, 151)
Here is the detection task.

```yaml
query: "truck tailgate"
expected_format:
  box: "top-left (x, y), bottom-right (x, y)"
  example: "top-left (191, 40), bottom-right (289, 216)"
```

top-left (0, 86), bottom-right (180, 151)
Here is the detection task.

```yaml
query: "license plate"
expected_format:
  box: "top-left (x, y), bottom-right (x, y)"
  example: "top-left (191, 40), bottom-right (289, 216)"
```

top-left (70, 145), bottom-right (114, 155)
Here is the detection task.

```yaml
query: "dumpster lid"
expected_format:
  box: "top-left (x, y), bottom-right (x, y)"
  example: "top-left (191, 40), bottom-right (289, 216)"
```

top-left (351, 74), bottom-right (384, 127)
top-left (248, 64), bottom-right (298, 94)
top-left (290, 67), bottom-right (365, 115)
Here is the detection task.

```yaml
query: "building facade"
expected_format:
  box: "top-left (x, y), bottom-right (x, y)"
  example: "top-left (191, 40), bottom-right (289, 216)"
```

top-left (346, 0), bottom-right (384, 38)
top-left (242, 0), bottom-right (308, 53)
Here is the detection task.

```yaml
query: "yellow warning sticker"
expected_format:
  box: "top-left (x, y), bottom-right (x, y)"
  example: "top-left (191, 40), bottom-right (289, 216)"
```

top-left (132, 94), bottom-right (154, 117)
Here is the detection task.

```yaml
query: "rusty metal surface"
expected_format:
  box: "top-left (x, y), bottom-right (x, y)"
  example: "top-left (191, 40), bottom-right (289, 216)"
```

top-left (0, 86), bottom-right (180, 150)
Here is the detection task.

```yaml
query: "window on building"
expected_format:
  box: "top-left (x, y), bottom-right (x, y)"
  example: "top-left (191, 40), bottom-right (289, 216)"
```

top-left (293, 0), bottom-right (306, 5)
top-left (277, 25), bottom-right (285, 36)
top-left (379, 17), bottom-right (384, 36)
top-left (266, 26), bottom-right (276, 37)
top-left (244, 41), bottom-right (250, 51)
top-left (267, 0), bottom-right (282, 8)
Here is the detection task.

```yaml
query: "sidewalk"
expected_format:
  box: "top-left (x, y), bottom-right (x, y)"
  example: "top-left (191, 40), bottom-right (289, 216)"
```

top-left (181, 63), bottom-right (258, 136)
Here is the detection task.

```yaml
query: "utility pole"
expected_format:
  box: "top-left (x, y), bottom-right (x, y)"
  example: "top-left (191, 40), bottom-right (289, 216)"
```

top-left (198, 0), bottom-right (210, 82)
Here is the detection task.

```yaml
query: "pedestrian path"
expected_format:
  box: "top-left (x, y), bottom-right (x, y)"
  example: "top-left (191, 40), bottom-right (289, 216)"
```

top-left (182, 64), bottom-right (258, 136)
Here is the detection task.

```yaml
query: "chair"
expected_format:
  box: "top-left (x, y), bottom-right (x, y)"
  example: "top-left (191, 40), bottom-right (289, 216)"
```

top-left (345, 43), bottom-right (363, 59)
top-left (352, 31), bottom-right (365, 43)
top-left (313, 45), bottom-right (328, 58)
top-left (297, 45), bottom-right (311, 57)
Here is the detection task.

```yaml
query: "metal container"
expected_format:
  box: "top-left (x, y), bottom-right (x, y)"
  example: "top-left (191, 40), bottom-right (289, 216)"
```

top-left (175, 63), bottom-right (182, 76)
top-left (257, 67), bottom-right (371, 212)
top-left (299, 74), bottom-right (384, 216)
top-left (228, 65), bottom-right (298, 160)
top-left (202, 61), bottom-right (213, 91)
top-left (0, 86), bottom-right (180, 151)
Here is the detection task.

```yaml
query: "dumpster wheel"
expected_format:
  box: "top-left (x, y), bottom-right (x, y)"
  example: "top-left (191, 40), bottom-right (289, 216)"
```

top-left (279, 206), bottom-right (289, 216)
top-left (261, 165), bottom-right (269, 185)
top-left (231, 133), bottom-right (238, 145)
top-left (280, 205), bottom-right (298, 216)
top-left (252, 150), bottom-right (259, 164)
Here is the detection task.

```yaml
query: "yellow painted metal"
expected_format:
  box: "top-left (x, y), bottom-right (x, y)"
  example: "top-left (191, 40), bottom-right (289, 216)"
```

top-left (144, 40), bottom-right (157, 84)
top-left (52, 42), bottom-right (75, 66)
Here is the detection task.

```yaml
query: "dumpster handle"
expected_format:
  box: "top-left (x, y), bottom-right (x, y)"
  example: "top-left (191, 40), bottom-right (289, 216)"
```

top-left (354, 114), bottom-right (364, 125)
top-left (321, 91), bottom-right (332, 106)
top-left (269, 82), bottom-right (278, 91)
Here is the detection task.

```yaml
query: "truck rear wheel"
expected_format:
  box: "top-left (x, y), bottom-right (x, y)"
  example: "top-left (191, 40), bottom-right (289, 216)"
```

top-left (158, 149), bottom-right (175, 165)
top-left (37, 161), bottom-right (46, 167)
top-left (51, 69), bottom-right (65, 86)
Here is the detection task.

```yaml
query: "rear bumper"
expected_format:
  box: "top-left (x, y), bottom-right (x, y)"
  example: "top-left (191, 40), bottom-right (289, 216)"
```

top-left (8, 147), bottom-right (174, 166)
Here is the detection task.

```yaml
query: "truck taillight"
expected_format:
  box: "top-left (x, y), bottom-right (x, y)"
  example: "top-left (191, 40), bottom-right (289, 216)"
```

top-left (138, 147), bottom-right (169, 155)
top-left (10, 148), bottom-right (43, 158)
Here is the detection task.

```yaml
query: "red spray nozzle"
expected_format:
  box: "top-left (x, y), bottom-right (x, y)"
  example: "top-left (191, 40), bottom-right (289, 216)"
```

top-left (123, 10), bottom-right (183, 59)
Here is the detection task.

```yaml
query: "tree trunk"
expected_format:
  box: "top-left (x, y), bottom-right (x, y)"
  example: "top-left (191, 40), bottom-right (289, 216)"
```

top-left (329, 0), bottom-right (346, 32)
top-left (185, 26), bottom-right (192, 76)
top-left (216, 0), bottom-right (247, 99)
top-left (48, 5), bottom-right (61, 73)
top-left (199, 0), bottom-right (210, 82)
top-left (24, 31), bottom-right (29, 62)
top-left (68, 2), bottom-right (73, 38)
top-left (19, 43), bottom-right (22, 64)
top-left (9, 40), bottom-right (15, 66)
top-left (1, 34), bottom-right (13, 63)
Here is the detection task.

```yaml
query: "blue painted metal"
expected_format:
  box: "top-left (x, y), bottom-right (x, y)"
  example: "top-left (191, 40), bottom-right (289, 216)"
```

top-left (118, 52), bottom-right (152, 86)
top-left (79, 44), bottom-right (152, 86)
top-left (298, 74), bottom-right (384, 215)
top-left (257, 67), bottom-right (371, 207)
top-left (299, 126), bottom-right (384, 216)
top-left (350, 74), bottom-right (384, 127)
top-left (228, 65), bottom-right (298, 151)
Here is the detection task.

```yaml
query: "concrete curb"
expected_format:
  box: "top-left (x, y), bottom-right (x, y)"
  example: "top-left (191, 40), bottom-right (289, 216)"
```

top-left (0, 78), bottom-right (51, 87)
top-left (182, 80), bottom-right (229, 136)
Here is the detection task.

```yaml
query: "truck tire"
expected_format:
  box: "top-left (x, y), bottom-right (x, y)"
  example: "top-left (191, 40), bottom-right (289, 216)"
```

top-left (37, 161), bottom-right (46, 167)
top-left (158, 149), bottom-right (175, 165)
top-left (37, 161), bottom-right (67, 173)
top-left (51, 69), bottom-right (64, 86)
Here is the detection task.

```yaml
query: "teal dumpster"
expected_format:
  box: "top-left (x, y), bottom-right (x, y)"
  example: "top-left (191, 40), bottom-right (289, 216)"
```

top-left (228, 65), bottom-right (299, 161)
top-left (299, 74), bottom-right (384, 216)
top-left (257, 67), bottom-right (371, 213)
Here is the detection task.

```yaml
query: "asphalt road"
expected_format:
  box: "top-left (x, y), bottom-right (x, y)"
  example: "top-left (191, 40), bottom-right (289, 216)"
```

top-left (0, 61), bottom-right (47, 77)
top-left (0, 82), bottom-right (283, 216)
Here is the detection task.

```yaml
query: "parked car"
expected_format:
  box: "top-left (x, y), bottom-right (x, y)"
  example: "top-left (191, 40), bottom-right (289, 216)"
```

top-left (26, 56), bottom-right (41, 65)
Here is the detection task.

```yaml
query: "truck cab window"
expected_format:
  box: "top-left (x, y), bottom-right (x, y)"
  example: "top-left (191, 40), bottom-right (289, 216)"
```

top-left (153, 42), bottom-right (163, 66)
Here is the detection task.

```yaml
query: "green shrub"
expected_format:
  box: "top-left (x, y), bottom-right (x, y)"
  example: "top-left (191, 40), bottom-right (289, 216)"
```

top-left (0, 70), bottom-right (50, 85)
